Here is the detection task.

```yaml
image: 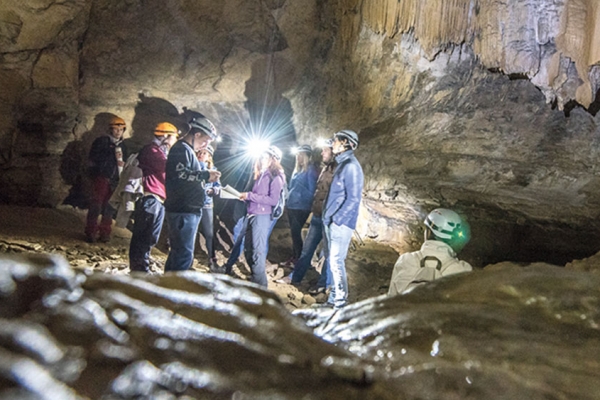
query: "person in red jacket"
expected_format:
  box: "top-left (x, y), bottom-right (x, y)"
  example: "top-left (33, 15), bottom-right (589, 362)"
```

top-left (129, 122), bottom-right (179, 273)
top-left (85, 116), bottom-right (127, 243)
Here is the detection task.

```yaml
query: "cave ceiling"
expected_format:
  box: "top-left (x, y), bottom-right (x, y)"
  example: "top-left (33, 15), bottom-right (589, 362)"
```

top-left (1, 0), bottom-right (600, 261)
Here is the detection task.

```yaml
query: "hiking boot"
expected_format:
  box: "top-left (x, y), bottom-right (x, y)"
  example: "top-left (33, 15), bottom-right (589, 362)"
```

top-left (85, 233), bottom-right (97, 243)
top-left (98, 235), bottom-right (110, 243)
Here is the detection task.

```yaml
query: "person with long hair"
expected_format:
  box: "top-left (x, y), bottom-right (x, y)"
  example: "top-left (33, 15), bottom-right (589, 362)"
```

top-left (197, 145), bottom-right (221, 271)
top-left (239, 146), bottom-right (285, 287)
top-left (284, 145), bottom-right (319, 265)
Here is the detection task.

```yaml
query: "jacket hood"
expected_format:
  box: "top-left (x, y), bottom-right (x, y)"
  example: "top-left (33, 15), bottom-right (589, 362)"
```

top-left (420, 240), bottom-right (457, 262)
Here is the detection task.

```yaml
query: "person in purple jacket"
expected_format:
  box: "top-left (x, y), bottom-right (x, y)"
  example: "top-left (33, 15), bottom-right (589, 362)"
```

top-left (239, 146), bottom-right (285, 287)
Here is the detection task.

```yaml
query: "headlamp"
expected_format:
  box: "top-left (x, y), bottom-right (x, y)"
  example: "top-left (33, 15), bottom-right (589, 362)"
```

top-left (245, 138), bottom-right (271, 159)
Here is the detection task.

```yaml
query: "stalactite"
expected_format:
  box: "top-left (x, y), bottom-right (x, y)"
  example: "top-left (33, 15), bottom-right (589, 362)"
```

top-left (556, 0), bottom-right (600, 107)
top-left (337, 0), bottom-right (600, 108)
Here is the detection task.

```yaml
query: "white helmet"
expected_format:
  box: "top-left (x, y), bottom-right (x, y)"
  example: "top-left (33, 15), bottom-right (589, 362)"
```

top-left (424, 208), bottom-right (463, 240)
top-left (265, 145), bottom-right (282, 161)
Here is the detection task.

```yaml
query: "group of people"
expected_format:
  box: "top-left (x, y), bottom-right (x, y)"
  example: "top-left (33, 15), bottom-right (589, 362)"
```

top-left (84, 111), bottom-right (472, 310)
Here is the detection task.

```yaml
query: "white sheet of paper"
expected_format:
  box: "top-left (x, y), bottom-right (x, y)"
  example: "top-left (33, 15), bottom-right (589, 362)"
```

top-left (220, 185), bottom-right (242, 200)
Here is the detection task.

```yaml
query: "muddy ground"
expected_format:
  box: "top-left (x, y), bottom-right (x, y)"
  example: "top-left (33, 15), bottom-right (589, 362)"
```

top-left (0, 205), bottom-right (399, 310)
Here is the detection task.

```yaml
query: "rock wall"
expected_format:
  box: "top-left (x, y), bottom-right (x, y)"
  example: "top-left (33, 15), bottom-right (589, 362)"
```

top-left (2, 0), bottom-right (600, 263)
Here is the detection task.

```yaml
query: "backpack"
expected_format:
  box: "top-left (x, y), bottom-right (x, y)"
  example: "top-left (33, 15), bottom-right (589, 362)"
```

top-left (270, 174), bottom-right (288, 220)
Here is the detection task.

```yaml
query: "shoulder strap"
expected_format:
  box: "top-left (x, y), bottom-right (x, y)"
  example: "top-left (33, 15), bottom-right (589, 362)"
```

top-left (420, 255), bottom-right (442, 271)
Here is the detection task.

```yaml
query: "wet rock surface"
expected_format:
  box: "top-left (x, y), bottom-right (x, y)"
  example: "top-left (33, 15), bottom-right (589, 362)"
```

top-left (3, 248), bottom-right (600, 398)
top-left (298, 264), bottom-right (600, 400)
top-left (0, 253), bottom-right (393, 399)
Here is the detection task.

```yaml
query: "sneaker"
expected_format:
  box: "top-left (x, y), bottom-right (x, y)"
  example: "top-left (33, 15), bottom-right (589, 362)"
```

top-left (275, 276), bottom-right (292, 284)
top-left (279, 258), bottom-right (297, 268)
top-left (308, 286), bottom-right (326, 295)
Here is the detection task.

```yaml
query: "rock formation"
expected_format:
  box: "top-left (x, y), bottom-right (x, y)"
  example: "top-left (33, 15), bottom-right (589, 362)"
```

top-left (3, 251), bottom-right (600, 398)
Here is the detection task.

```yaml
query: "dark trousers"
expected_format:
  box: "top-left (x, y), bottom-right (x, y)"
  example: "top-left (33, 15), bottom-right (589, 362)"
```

top-left (129, 195), bottom-right (165, 272)
top-left (164, 211), bottom-right (202, 272)
top-left (85, 176), bottom-right (114, 237)
top-left (198, 207), bottom-right (215, 259)
top-left (287, 208), bottom-right (311, 260)
top-left (244, 214), bottom-right (272, 287)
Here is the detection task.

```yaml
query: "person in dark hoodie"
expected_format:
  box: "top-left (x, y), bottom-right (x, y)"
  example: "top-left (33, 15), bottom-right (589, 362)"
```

top-left (129, 122), bottom-right (179, 273)
top-left (164, 112), bottom-right (220, 272)
top-left (85, 116), bottom-right (127, 243)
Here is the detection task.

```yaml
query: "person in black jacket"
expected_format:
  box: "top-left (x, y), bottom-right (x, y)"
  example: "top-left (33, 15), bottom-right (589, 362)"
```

top-left (164, 112), bottom-right (221, 272)
top-left (85, 116), bottom-right (127, 243)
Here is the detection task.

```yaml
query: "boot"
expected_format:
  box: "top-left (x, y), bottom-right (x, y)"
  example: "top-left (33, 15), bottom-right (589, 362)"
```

top-left (209, 258), bottom-right (224, 273)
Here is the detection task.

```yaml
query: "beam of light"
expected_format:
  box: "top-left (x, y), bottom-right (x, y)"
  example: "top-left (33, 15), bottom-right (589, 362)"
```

top-left (290, 146), bottom-right (299, 155)
top-left (316, 137), bottom-right (331, 148)
top-left (244, 138), bottom-right (271, 159)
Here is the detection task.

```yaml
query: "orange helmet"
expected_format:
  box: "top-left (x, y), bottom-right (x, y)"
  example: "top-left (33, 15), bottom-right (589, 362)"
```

top-left (109, 116), bottom-right (126, 127)
top-left (154, 122), bottom-right (179, 137)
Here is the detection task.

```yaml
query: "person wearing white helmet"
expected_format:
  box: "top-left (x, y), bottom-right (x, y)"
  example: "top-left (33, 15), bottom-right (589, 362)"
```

top-left (164, 111), bottom-right (221, 272)
top-left (317, 129), bottom-right (364, 309)
top-left (388, 208), bottom-right (473, 296)
top-left (239, 145), bottom-right (285, 286)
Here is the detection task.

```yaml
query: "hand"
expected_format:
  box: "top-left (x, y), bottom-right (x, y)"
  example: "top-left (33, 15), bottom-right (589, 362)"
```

top-left (206, 188), bottom-right (214, 196)
top-left (208, 170), bottom-right (221, 182)
top-left (117, 160), bottom-right (125, 167)
top-left (239, 192), bottom-right (248, 201)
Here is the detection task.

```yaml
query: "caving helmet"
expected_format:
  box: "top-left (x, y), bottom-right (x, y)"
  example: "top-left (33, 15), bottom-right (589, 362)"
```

top-left (424, 208), bottom-right (465, 242)
top-left (183, 108), bottom-right (217, 140)
top-left (109, 116), bottom-right (126, 130)
top-left (154, 122), bottom-right (179, 137)
top-left (265, 145), bottom-right (282, 161)
top-left (297, 144), bottom-right (313, 154)
top-left (204, 145), bottom-right (215, 156)
top-left (334, 129), bottom-right (359, 150)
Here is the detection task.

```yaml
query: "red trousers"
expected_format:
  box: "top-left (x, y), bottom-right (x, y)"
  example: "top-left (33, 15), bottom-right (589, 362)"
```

top-left (85, 177), bottom-right (114, 238)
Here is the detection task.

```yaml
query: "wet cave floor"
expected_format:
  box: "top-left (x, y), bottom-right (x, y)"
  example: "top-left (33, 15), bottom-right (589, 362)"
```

top-left (0, 205), bottom-right (399, 310)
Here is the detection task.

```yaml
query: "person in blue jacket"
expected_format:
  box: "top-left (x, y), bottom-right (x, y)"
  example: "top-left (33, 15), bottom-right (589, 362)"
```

top-left (197, 145), bottom-right (221, 272)
top-left (285, 145), bottom-right (319, 265)
top-left (318, 129), bottom-right (363, 309)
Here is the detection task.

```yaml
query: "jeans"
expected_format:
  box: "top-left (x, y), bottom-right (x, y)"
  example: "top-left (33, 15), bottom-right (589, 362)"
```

top-left (324, 223), bottom-right (353, 307)
top-left (290, 215), bottom-right (330, 285)
top-left (129, 196), bottom-right (165, 272)
top-left (287, 208), bottom-right (311, 260)
top-left (198, 207), bottom-right (215, 259)
top-left (244, 214), bottom-right (272, 287)
top-left (164, 211), bottom-right (202, 272)
top-left (224, 215), bottom-right (247, 273)
top-left (85, 176), bottom-right (114, 238)
top-left (224, 215), bottom-right (278, 273)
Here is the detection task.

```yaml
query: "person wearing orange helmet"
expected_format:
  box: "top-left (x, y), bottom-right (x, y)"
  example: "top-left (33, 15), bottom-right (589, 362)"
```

top-left (85, 115), bottom-right (127, 243)
top-left (129, 122), bottom-right (180, 273)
